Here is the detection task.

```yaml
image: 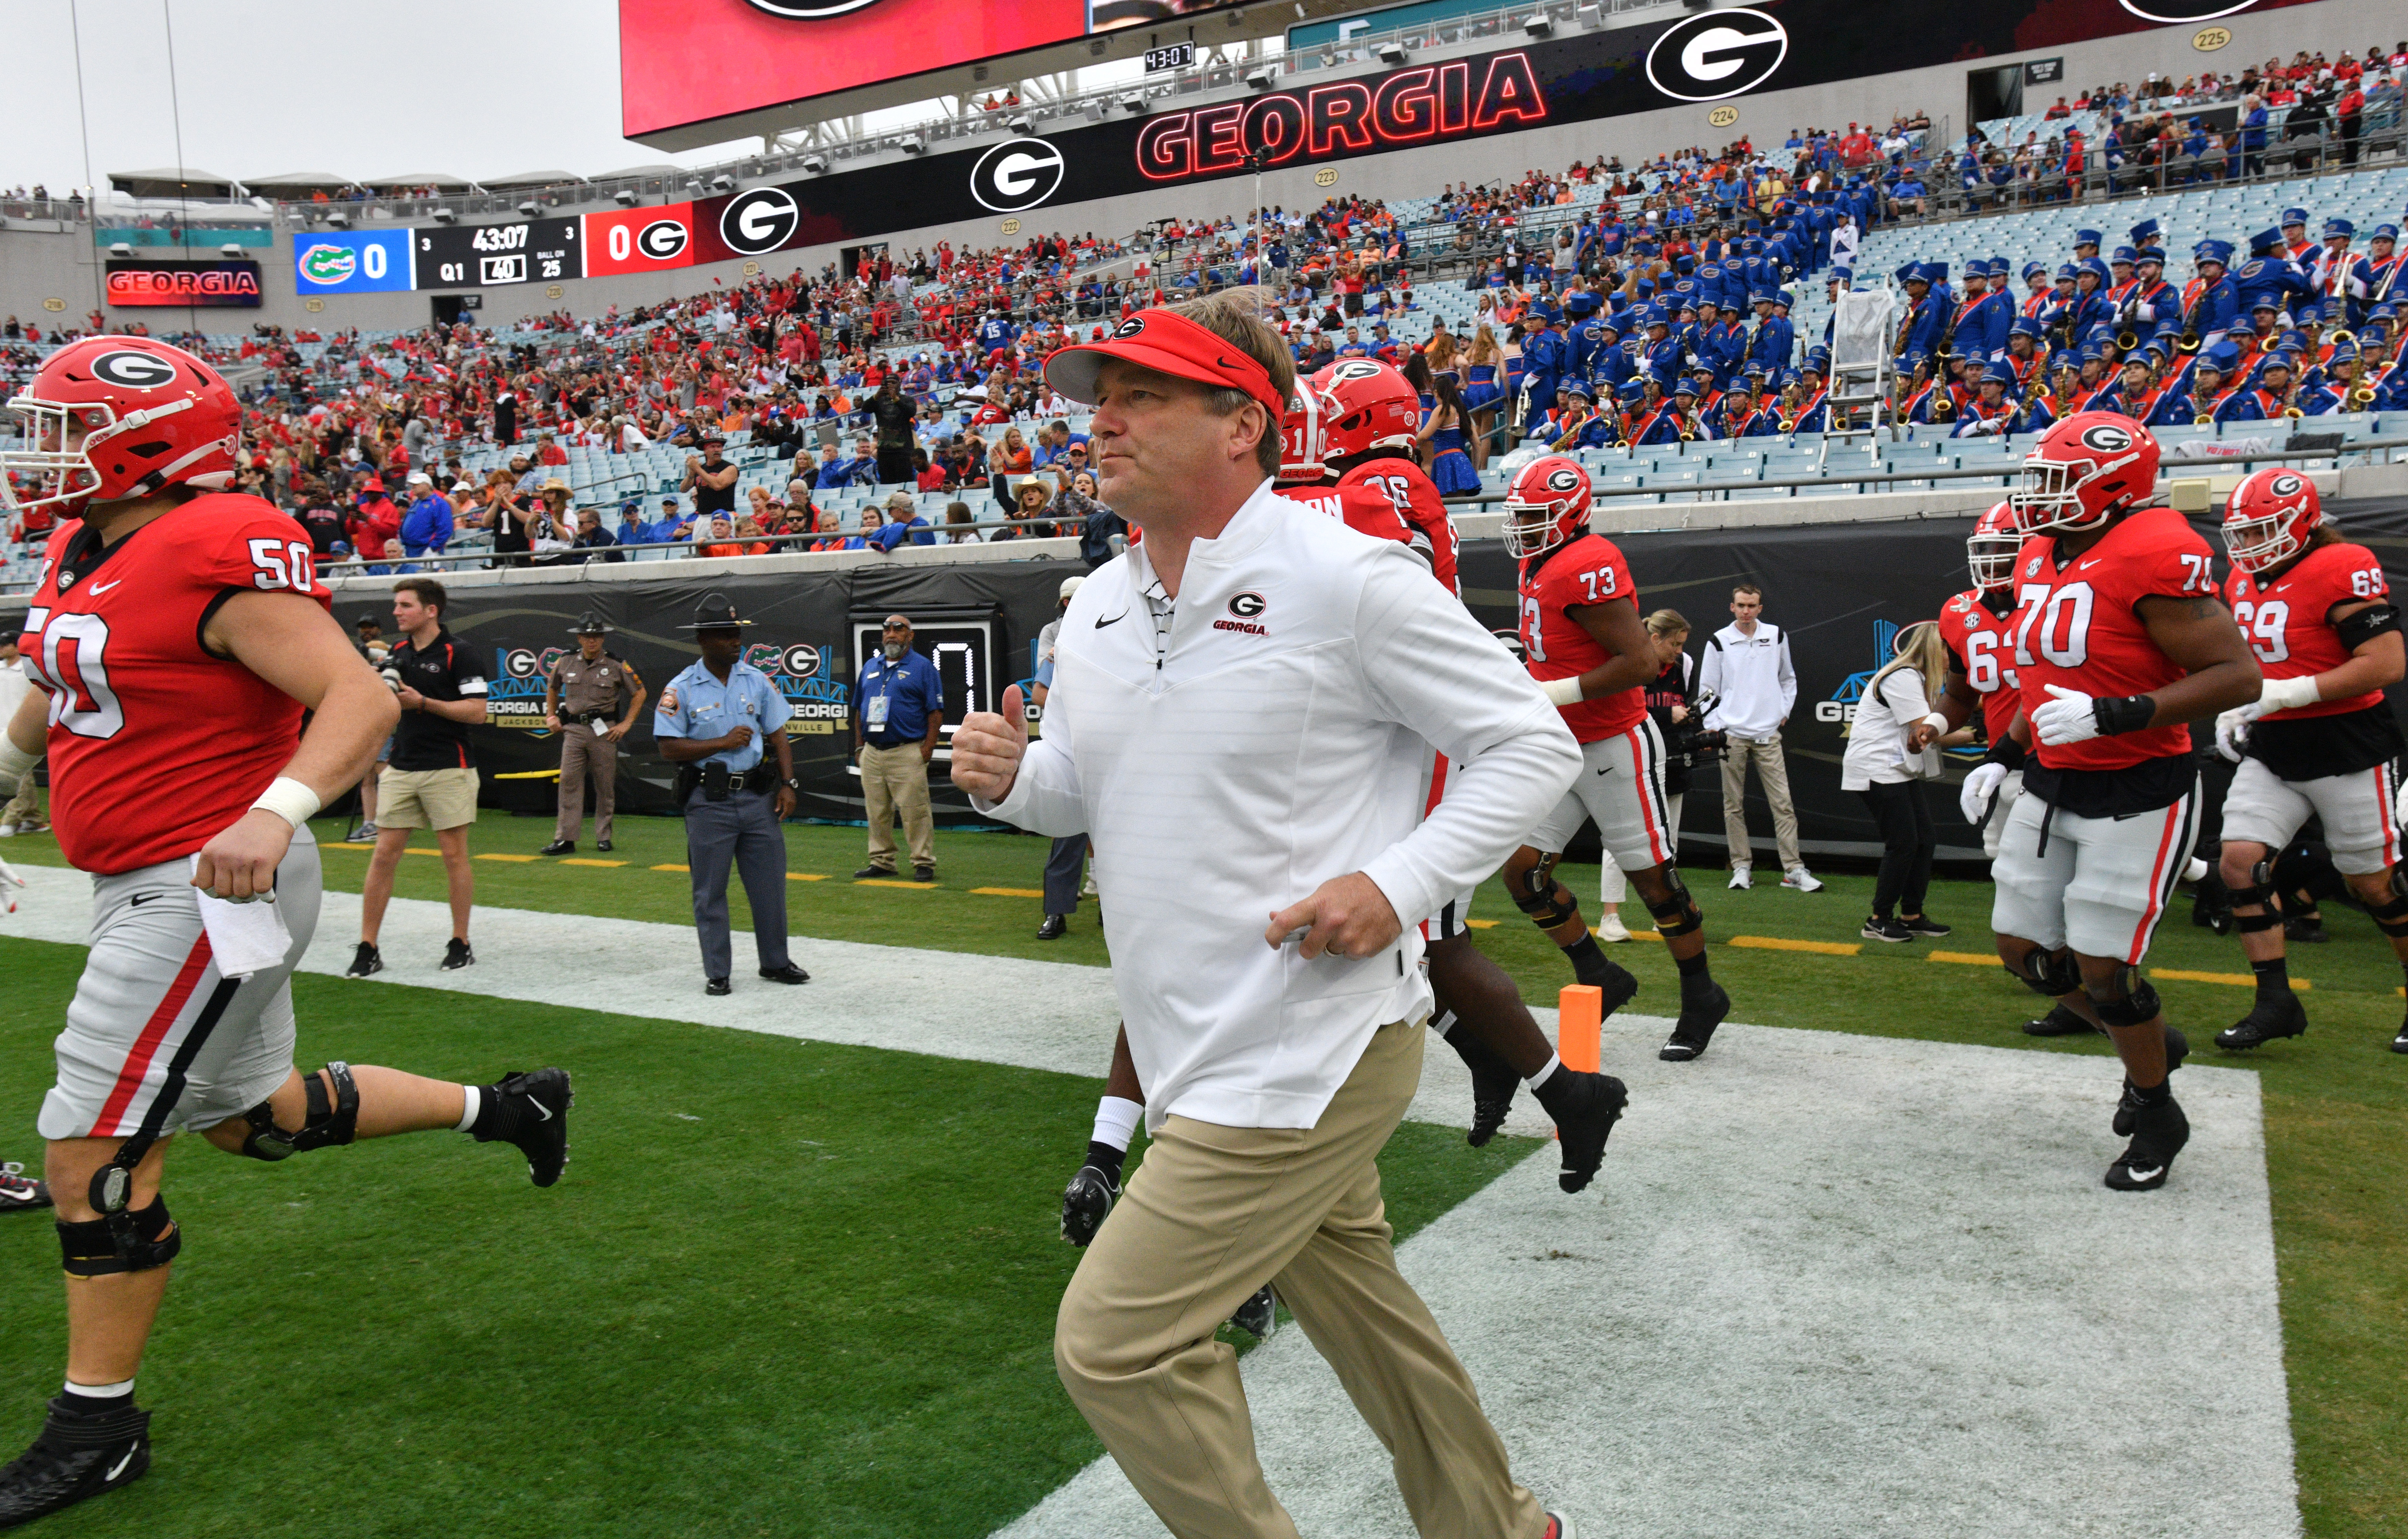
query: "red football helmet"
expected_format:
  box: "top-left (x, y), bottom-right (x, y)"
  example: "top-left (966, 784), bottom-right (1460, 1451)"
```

top-left (2009, 411), bottom-right (2160, 535)
top-left (1966, 500), bottom-right (2022, 591)
top-left (1313, 358), bottom-right (1420, 463)
top-left (1502, 455), bottom-right (1592, 559)
top-left (1278, 384), bottom-right (1333, 485)
top-left (1, 336), bottom-right (240, 514)
top-left (2222, 466), bottom-right (2321, 573)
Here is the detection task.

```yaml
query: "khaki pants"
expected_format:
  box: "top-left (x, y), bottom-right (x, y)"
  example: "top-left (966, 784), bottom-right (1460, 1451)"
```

top-left (1, 770), bottom-right (45, 829)
top-left (1057, 1020), bottom-right (1545, 1539)
top-left (1720, 731), bottom-right (1800, 871)
top-left (859, 741), bottom-right (934, 872)
top-left (554, 721), bottom-right (618, 843)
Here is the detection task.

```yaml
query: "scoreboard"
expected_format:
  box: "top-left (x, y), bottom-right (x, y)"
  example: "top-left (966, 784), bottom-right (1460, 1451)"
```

top-left (411, 218), bottom-right (581, 290)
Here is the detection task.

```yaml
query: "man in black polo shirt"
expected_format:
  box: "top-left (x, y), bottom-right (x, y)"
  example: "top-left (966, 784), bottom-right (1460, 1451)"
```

top-left (348, 577), bottom-right (485, 978)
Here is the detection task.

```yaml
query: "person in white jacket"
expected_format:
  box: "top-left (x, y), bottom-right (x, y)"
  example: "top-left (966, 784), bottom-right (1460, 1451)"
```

top-left (1699, 583), bottom-right (1823, 891)
top-left (951, 293), bottom-right (1583, 1539)
top-left (1841, 621), bottom-right (1953, 943)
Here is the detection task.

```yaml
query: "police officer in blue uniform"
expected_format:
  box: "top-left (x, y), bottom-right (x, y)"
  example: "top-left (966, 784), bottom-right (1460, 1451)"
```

top-left (655, 592), bottom-right (810, 996)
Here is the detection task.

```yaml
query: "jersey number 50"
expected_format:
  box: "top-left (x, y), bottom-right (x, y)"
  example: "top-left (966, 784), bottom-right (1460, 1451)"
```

top-left (248, 539), bottom-right (317, 592)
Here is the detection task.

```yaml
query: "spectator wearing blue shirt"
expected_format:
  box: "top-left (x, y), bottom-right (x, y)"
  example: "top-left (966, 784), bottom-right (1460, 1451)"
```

top-left (616, 502), bottom-right (647, 550)
top-left (399, 472), bottom-right (454, 570)
top-left (852, 615), bottom-right (944, 881)
top-left (869, 492), bottom-right (935, 550)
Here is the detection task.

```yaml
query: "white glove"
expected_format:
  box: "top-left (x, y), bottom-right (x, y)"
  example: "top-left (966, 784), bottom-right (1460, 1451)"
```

top-left (2214, 702), bottom-right (2264, 763)
top-left (2033, 683), bottom-right (2104, 746)
top-left (2259, 674), bottom-right (2320, 713)
top-left (0, 856), bottom-right (24, 916)
top-left (1959, 761), bottom-right (2008, 824)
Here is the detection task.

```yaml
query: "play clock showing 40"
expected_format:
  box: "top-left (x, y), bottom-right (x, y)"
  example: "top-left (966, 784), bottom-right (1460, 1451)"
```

top-left (414, 218), bottom-right (582, 289)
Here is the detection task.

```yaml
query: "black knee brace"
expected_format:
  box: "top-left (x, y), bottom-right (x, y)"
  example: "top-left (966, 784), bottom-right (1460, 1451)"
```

top-left (2090, 968), bottom-right (2163, 1029)
top-left (1511, 864), bottom-right (1579, 929)
top-left (238, 1062), bottom-right (360, 1162)
top-left (2371, 866), bottom-right (2408, 939)
top-left (2009, 945), bottom-right (2083, 997)
top-left (2229, 857), bottom-right (2284, 932)
top-left (1644, 870), bottom-right (1703, 937)
top-left (58, 1197), bottom-right (179, 1277)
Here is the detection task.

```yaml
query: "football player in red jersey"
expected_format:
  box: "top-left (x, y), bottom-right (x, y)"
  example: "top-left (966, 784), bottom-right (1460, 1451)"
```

top-left (1501, 456), bottom-right (1734, 1062)
top-left (1315, 358), bottom-right (1462, 595)
top-left (1977, 413), bottom-right (2261, 1191)
top-left (1271, 380), bottom-right (1417, 545)
top-left (2208, 469), bottom-right (2408, 1054)
top-left (0, 337), bottom-right (571, 1526)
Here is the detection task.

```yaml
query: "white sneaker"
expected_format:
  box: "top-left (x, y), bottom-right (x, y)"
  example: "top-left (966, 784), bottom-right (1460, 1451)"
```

top-left (1079, 870), bottom-right (1098, 899)
top-left (1782, 866), bottom-right (1825, 893)
top-left (1595, 910), bottom-right (1632, 943)
top-left (1727, 867), bottom-right (1752, 890)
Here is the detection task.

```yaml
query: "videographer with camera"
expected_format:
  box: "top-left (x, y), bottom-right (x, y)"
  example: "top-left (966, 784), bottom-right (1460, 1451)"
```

top-left (1597, 610), bottom-right (1713, 938)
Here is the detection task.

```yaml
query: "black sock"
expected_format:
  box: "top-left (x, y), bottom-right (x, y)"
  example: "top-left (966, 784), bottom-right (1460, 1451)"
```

top-left (1675, 948), bottom-right (1710, 979)
top-left (1562, 934), bottom-right (1610, 979)
top-left (2129, 1077), bottom-right (2173, 1107)
top-left (2250, 956), bottom-right (2289, 1004)
top-left (59, 1383), bottom-right (133, 1416)
top-left (469, 1084), bottom-right (523, 1144)
top-left (1083, 1141), bottom-right (1126, 1182)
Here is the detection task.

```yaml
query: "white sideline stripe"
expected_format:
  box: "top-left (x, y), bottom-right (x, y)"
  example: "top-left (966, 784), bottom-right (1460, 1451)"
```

top-left (3, 867), bottom-right (2299, 1537)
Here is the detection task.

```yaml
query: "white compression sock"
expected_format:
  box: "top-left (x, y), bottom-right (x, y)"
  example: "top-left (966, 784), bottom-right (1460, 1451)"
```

top-left (63, 1377), bottom-right (136, 1400)
top-left (1525, 1051), bottom-right (1562, 1091)
top-left (454, 1086), bottom-right (480, 1133)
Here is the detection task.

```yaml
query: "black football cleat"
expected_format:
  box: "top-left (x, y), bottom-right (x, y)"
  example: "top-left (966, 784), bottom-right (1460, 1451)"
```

top-left (538, 840), bottom-right (574, 856)
top-left (474, 1068), bottom-right (572, 1187)
top-left (2024, 1003), bottom-right (2099, 1037)
top-left (0, 1396), bottom-right (152, 1530)
top-left (2115, 1026), bottom-right (2189, 1137)
top-left (0, 1165), bottom-right (50, 1213)
top-left (1534, 1069), bottom-right (1629, 1194)
top-left (1658, 976), bottom-right (1730, 1062)
top-left (1445, 1029), bottom-right (1522, 1148)
top-left (2394, 1015), bottom-right (2408, 1055)
top-left (758, 963), bottom-right (811, 984)
top-left (2216, 991), bottom-right (2307, 1052)
top-left (1578, 954), bottom-right (1641, 1020)
top-left (2105, 1094), bottom-right (2190, 1192)
top-left (441, 938), bottom-right (475, 972)
top-left (344, 942), bottom-right (383, 979)
top-left (2284, 914), bottom-right (2327, 944)
top-left (1227, 1285), bottom-right (1276, 1341)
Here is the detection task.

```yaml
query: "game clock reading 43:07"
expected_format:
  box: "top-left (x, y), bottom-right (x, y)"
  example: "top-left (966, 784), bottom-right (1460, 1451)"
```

top-left (414, 218), bottom-right (583, 289)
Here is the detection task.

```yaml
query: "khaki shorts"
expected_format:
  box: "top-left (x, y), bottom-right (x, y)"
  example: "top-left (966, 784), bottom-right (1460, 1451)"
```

top-left (377, 766), bottom-right (480, 831)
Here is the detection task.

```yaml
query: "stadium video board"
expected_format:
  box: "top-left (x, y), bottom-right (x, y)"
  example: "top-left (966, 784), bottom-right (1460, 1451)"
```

top-left (413, 218), bottom-right (583, 290)
top-left (105, 259), bottom-right (264, 308)
top-left (619, 0), bottom-right (1260, 142)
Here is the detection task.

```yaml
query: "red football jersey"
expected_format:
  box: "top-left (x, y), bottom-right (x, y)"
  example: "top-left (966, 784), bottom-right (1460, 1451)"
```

top-left (23, 493), bottom-right (332, 876)
top-left (2226, 540), bottom-right (2390, 721)
top-left (1518, 532), bottom-right (1646, 742)
top-left (2005, 505), bottom-right (2219, 772)
top-left (1936, 588), bottom-right (2022, 746)
top-left (1274, 481), bottom-right (1415, 548)
top-left (1335, 458), bottom-right (1459, 595)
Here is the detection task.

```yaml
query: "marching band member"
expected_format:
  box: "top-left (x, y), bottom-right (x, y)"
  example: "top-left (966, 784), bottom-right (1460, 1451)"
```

top-left (1950, 361), bottom-right (2025, 437)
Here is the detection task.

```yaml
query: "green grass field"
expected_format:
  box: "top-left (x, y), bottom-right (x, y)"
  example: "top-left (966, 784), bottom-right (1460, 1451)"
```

top-left (0, 809), bottom-right (2401, 1536)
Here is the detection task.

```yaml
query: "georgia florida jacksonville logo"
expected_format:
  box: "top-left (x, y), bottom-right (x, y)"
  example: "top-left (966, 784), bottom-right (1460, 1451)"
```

top-left (1644, 9), bottom-right (1788, 103)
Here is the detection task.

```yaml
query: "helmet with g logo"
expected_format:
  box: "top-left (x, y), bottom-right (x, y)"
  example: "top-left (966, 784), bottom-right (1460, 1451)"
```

top-left (1, 335), bottom-right (240, 514)
top-left (2222, 467), bottom-right (2321, 574)
top-left (1502, 455), bottom-right (1593, 559)
top-left (2009, 412), bottom-right (2161, 535)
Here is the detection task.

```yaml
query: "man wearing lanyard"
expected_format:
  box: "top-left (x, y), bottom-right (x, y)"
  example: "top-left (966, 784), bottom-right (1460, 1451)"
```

top-left (654, 593), bottom-right (810, 996)
top-left (851, 614), bottom-right (944, 882)
top-left (953, 296), bottom-right (1583, 1539)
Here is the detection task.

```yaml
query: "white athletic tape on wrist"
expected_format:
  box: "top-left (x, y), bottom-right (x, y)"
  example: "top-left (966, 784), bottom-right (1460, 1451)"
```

top-left (1091, 1095), bottom-right (1145, 1154)
top-left (1920, 712), bottom-right (1950, 737)
top-left (2259, 674), bottom-right (2320, 713)
top-left (249, 776), bottom-right (322, 830)
top-left (1541, 675), bottom-right (1585, 707)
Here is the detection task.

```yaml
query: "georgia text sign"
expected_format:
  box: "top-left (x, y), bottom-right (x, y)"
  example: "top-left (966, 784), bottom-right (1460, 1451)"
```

top-left (104, 260), bottom-right (263, 308)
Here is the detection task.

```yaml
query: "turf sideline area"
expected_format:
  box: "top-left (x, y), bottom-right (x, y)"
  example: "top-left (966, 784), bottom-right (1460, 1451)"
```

top-left (2, 866), bottom-right (2299, 1537)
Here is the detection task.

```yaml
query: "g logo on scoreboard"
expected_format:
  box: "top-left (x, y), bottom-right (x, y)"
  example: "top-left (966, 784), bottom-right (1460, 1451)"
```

top-left (1644, 8), bottom-right (1789, 103)
top-left (637, 219), bottom-right (690, 260)
top-left (2118, 0), bottom-right (2261, 23)
top-left (87, 350), bottom-right (180, 390)
top-left (970, 138), bottom-right (1067, 213)
top-left (719, 188), bottom-right (800, 256)
top-left (744, 0), bottom-right (881, 15)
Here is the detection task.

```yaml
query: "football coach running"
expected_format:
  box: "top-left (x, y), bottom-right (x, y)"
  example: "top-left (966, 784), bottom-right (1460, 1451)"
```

top-left (951, 292), bottom-right (1584, 1539)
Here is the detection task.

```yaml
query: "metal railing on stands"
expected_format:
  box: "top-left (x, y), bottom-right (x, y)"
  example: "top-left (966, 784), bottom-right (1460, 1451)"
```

top-left (310, 513), bottom-right (1088, 575)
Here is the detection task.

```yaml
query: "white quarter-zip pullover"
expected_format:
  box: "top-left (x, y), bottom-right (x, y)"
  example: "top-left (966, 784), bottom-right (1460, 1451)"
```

top-left (978, 479), bottom-right (1579, 1133)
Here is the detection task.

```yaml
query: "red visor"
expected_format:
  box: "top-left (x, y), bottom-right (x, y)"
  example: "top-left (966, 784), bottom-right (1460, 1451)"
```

top-left (1042, 308), bottom-right (1284, 417)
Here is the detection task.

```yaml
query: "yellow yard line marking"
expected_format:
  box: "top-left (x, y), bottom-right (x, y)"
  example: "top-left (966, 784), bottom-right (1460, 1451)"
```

top-left (786, 872), bottom-right (828, 882)
top-left (323, 841), bottom-right (374, 850)
top-left (856, 878), bottom-right (936, 889)
top-left (2152, 968), bottom-right (2310, 991)
top-left (1730, 934), bottom-right (1860, 957)
top-left (971, 887), bottom-right (1047, 898)
top-left (559, 858), bottom-right (625, 867)
top-left (1926, 951), bottom-right (1998, 965)
top-left (1465, 918), bottom-right (1500, 929)
top-left (651, 863), bottom-right (689, 873)
top-left (475, 853), bottom-right (538, 863)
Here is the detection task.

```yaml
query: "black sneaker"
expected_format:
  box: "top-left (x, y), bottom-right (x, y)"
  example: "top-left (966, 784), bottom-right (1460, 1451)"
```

top-left (912, 866), bottom-right (936, 883)
top-left (2114, 1026), bottom-right (2189, 1137)
top-left (1227, 1285), bottom-right (1276, 1341)
top-left (595, 840), bottom-right (613, 853)
top-left (441, 938), bottom-right (474, 971)
top-left (1861, 915), bottom-right (1915, 943)
top-left (1577, 954), bottom-right (1641, 1020)
top-left (853, 864), bottom-right (895, 880)
top-left (472, 1068), bottom-right (572, 1187)
top-left (344, 942), bottom-right (383, 979)
top-left (0, 1164), bottom-right (49, 1213)
top-left (1533, 1069), bottom-right (1630, 1194)
top-left (1900, 915), bottom-right (1952, 937)
top-left (2024, 1003), bottom-right (2099, 1037)
top-left (1658, 976), bottom-right (1730, 1062)
top-left (2215, 991), bottom-right (2307, 1052)
top-left (0, 1396), bottom-right (152, 1529)
top-left (2104, 1094), bottom-right (2190, 1191)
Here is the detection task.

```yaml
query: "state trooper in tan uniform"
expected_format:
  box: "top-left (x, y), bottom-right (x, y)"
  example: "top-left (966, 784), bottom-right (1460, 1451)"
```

top-left (539, 612), bottom-right (646, 855)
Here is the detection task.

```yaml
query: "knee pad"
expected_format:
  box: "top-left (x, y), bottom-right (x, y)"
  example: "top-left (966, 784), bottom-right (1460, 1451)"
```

top-left (2090, 969), bottom-right (2163, 1029)
top-left (2228, 858), bottom-right (2282, 928)
top-left (2372, 866), bottom-right (2408, 938)
top-left (1644, 870), bottom-right (1703, 937)
top-left (2009, 946), bottom-right (2082, 997)
top-left (238, 1061), bottom-right (360, 1162)
top-left (1512, 870), bottom-right (1579, 930)
top-left (58, 1197), bottom-right (179, 1277)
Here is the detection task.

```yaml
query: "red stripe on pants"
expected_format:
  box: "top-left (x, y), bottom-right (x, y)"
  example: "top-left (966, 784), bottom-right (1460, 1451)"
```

top-left (2127, 799), bottom-right (2186, 966)
top-left (91, 932), bottom-right (214, 1138)
top-left (1629, 726), bottom-right (1670, 865)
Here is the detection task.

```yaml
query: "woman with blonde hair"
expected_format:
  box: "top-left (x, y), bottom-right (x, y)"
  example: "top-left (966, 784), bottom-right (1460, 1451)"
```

top-left (1462, 322), bottom-right (1506, 453)
top-left (1841, 620), bottom-right (1954, 943)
